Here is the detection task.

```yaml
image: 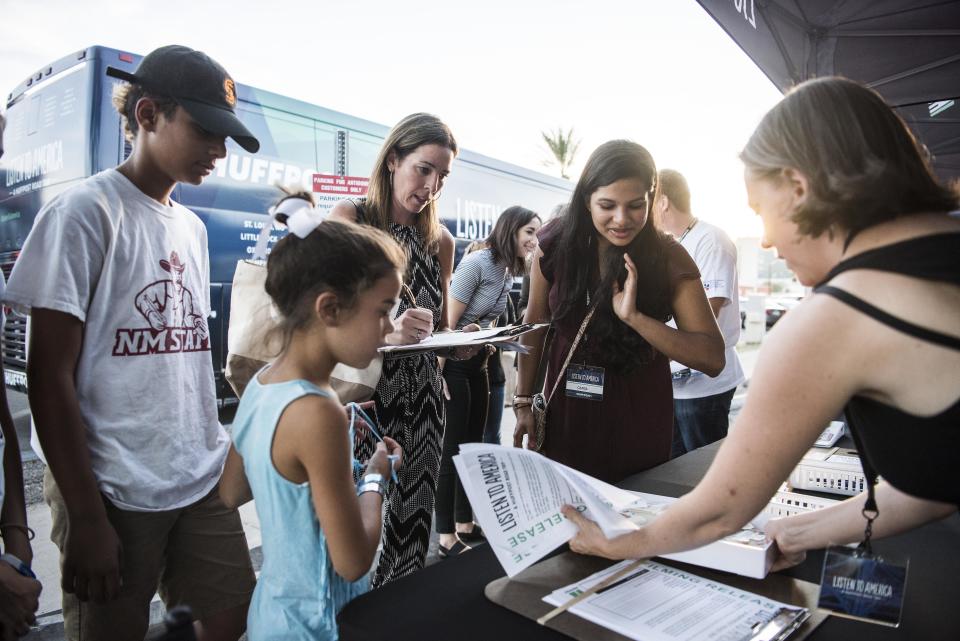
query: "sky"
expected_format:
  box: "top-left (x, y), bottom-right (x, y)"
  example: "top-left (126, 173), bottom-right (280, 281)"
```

top-left (0, 0), bottom-right (784, 239)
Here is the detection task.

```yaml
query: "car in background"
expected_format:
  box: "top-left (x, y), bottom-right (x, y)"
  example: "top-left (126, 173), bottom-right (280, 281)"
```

top-left (765, 296), bottom-right (804, 329)
top-left (765, 301), bottom-right (787, 329)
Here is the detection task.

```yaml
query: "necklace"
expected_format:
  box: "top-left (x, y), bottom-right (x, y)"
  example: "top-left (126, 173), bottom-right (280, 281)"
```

top-left (678, 217), bottom-right (698, 243)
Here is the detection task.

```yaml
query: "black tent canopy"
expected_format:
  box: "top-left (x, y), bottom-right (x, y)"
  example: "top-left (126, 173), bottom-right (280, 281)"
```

top-left (696, 0), bottom-right (960, 181)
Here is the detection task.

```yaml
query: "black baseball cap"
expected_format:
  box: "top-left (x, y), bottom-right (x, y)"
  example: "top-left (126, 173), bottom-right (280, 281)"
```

top-left (106, 45), bottom-right (260, 153)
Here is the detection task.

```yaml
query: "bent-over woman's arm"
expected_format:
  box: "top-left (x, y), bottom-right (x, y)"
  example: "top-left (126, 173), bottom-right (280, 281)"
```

top-left (566, 295), bottom-right (865, 559)
top-left (765, 481), bottom-right (956, 569)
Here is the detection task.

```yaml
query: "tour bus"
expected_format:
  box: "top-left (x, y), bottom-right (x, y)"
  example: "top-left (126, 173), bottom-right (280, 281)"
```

top-left (0, 45), bottom-right (572, 400)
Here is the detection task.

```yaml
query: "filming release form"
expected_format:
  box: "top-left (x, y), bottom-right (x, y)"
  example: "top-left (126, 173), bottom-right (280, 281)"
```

top-left (544, 560), bottom-right (808, 641)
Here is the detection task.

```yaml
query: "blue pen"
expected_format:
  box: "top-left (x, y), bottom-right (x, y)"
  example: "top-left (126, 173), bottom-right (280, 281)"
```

top-left (350, 403), bottom-right (399, 486)
top-left (387, 454), bottom-right (400, 486)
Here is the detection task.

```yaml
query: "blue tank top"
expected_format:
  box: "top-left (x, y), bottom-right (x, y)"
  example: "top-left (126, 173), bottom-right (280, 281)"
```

top-left (231, 372), bottom-right (369, 640)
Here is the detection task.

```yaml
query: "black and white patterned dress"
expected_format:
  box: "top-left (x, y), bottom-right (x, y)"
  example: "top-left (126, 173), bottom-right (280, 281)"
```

top-left (357, 207), bottom-right (445, 587)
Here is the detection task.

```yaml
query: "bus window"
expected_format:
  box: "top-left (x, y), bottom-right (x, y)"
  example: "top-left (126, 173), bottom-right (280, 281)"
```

top-left (316, 123), bottom-right (336, 176)
top-left (348, 130), bottom-right (383, 178)
top-left (1, 63), bottom-right (92, 252)
top-left (1, 63), bottom-right (92, 203)
top-left (443, 160), bottom-right (570, 243)
top-left (188, 105), bottom-right (321, 214)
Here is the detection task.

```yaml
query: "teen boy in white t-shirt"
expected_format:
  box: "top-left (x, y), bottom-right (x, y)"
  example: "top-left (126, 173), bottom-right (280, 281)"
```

top-left (656, 170), bottom-right (745, 457)
top-left (3, 45), bottom-right (260, 641)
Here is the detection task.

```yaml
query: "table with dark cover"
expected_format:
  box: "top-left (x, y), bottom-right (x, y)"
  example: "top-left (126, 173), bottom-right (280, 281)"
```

top-left (338, 440), bottom-right (960, 640)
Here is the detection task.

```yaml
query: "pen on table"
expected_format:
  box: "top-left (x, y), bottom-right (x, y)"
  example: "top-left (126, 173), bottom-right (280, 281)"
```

top-left (595, 567), bottom-right (648, 594)
top-left (537, 559), bottom-right (647, 626)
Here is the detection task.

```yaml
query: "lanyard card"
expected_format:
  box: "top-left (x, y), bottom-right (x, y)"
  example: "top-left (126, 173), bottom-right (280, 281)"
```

top-left (818, 545), bottom-right (908, 627)
top-left (565, 365), bottom-right (604, 401)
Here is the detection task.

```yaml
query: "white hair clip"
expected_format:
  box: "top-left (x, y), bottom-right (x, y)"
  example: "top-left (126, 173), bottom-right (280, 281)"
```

top-left (252, 199), bottom-right (323, 260)
top-left (284, 203), bottom-right (325, 239)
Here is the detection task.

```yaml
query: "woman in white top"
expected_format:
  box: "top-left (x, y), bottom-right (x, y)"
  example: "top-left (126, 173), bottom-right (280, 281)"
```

top-left (436, 206), bottom-right (542, 557)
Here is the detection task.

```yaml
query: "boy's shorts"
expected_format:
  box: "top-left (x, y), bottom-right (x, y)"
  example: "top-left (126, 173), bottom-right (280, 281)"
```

top-left (44, 469), bottom-right (256, 641)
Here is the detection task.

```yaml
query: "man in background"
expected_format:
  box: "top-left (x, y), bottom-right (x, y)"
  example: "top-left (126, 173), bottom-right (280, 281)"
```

top-left (656, 169), bottom-right (744, 456)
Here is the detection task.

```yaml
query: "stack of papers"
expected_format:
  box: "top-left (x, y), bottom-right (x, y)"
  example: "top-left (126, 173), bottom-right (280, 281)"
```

top-left (379, 323), bottom-right (548, 355)
top-left (454, 444), bottom-right (775, 579)
top-left (544, 560), bottom-right (809, 641)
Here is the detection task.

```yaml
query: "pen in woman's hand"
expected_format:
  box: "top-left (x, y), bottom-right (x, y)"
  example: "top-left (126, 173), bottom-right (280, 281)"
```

top-left (400, 283), bottom-right (418, 307)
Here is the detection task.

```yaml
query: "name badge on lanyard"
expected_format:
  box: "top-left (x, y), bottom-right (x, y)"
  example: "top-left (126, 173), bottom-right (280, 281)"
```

top-left (565, 365), bottom-right (604, 401)
top-left (818, 546), bottom-right (908, 627)
top-left (817, 416), bottom-right (909, 627)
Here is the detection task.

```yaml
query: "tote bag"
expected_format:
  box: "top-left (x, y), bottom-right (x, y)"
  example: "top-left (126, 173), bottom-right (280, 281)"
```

top-left (223, 209), bottom-right (383, 401)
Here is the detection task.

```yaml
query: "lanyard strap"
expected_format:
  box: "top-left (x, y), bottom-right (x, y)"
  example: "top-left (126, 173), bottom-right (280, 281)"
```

top-left (845, 412), bottom-right (880, 555)
top-left (678, 218), bottom-right (698, 243)
top-left (543, 302), bottom-right (599, 409)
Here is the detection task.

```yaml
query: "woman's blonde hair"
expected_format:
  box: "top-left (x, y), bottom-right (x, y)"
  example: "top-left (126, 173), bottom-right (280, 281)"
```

top-left (740, 77), bottom-right (959, 242)
top-left (364, 113), bottom-right (458, 254)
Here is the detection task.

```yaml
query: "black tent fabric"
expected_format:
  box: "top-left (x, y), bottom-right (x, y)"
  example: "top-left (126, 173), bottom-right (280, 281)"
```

top-left (696, 0), bottom-right (960, 181)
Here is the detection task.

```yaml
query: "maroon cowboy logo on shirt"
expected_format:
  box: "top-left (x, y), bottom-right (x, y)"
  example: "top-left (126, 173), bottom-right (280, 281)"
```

top-left (112, 251), bottom-right (211, 356)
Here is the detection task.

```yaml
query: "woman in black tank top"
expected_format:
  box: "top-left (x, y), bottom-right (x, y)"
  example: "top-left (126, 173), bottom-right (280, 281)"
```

top-left (559, 77), bottom-right (960, 570)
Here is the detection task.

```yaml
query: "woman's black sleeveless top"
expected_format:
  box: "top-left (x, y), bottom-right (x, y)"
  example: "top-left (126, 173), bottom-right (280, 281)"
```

top-left (815, 233), bottom-right (960, 506)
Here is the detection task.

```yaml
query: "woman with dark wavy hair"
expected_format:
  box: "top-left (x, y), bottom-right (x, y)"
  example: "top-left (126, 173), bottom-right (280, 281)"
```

top-left (513, 140), bottom-right (724, 482)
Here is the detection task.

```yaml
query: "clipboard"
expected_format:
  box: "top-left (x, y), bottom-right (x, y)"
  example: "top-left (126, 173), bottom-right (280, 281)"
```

top-left (378, 323), bottom-right (547, 355)
top-left (485, 551), bottom-right (828, 641)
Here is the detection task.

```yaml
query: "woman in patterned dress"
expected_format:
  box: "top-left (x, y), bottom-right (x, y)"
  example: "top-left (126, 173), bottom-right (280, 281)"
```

top-left (330, 113), bottom-right (458, 586)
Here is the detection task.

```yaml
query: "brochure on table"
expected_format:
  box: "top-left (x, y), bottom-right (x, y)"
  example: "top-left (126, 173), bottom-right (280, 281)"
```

top-left (453, 444), bottom-right (774, 579)
top-left (543, 560), bottom-right (809, 641)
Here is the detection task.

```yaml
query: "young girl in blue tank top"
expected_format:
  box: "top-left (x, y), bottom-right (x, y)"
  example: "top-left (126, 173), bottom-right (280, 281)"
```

top-left (219, 207), bottom-right (406, 641)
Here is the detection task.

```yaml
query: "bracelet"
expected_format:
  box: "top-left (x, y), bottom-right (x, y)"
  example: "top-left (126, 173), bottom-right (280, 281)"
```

top-left (357, 481), bottom-right (386, 498)
top-left (0, 523), bottom-right (35, 541)
top-left (512, 400), bottom-right (533, 410)
top-left (357, 473), bottom-right (387, 497)
top-left (0, 553), bottom-right (36, 579)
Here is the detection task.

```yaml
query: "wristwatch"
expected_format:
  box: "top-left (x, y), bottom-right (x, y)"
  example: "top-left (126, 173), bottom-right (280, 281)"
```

top-left (357, 473), bottom-right (388, 497)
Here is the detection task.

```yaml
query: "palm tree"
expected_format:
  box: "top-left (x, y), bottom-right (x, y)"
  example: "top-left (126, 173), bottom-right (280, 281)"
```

top-left (541, 127), bottom-right (580, 180)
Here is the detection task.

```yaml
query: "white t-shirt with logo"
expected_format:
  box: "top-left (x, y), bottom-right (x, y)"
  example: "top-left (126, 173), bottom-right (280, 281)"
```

top-left (3, 169), bottom-right (227, 512)
top-left (671, 220), bottom-right (745, 399)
